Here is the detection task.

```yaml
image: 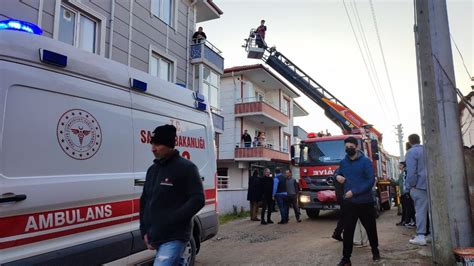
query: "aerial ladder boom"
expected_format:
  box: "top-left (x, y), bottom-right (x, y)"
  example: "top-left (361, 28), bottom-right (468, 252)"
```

top-left (244, 30), bottom-right (383, 141)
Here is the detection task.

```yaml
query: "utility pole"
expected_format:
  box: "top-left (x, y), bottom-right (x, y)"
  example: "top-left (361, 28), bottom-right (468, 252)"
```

top-left (414, 0), bottom-right (473, 264)
top-left (395, 124), bottom-right (404, 161)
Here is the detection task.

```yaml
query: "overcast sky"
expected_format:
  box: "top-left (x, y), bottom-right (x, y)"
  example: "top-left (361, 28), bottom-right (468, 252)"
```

top-left (200, 0), bottom-right (473, 155)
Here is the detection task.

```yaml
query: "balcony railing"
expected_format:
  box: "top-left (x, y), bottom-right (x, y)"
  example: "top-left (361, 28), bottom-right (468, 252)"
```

top-left (234, 97), bottom-right (289, 126)
top-left (190, 40), bottom-right (224, 74)
top-left (235, 141), bottom-right (290, 161)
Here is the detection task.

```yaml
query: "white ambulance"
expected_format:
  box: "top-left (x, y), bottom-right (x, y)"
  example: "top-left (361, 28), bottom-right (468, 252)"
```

top-left (0, 25), bottom-right (218, 265)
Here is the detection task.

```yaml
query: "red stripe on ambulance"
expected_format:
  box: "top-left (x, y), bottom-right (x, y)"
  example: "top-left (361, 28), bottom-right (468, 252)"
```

top-left (0, 189), bottom-right (216, 249)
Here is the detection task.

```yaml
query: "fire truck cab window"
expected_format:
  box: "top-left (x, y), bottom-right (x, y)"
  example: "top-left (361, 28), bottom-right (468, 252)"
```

top-left (300, 140), bottom-right (346, 165)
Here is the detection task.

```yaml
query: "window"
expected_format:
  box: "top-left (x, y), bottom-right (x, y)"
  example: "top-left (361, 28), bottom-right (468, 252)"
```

top-left (150, 53), bottom-right (173, 82)
top-left (202, 66), bottom-right (220, 109)
top-left (152, 0), bottom-right (174, 26)
top-left (282, 98), bottom-right (290, 115)
top-left (217, 168), bottom-right (228, 189)
top-left (58, 4), bottom-right (99, 53)
top-left (300, 140), bottom-right (346, 165)
top-left (283, 134), bottom-right (290, 152)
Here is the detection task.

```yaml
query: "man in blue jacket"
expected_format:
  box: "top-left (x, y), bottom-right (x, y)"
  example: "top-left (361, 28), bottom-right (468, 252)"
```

top-left (272, 168), bottom-right (288, 224)
top-left (336, 137), bottom-right (380, 266)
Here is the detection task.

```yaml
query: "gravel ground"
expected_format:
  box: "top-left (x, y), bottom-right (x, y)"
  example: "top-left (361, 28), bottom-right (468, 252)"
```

top-left (195, 208), bottom-right (432, 265)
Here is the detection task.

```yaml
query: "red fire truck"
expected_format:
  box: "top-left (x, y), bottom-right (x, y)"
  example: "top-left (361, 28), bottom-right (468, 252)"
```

top-left (244, 31), bottom-right (397, 218)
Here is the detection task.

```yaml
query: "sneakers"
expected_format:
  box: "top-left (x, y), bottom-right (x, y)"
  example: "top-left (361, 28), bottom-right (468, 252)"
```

top-left (267, 220), bottom-right (274, 224)
top-left (337, 257), bottom-right (351, 266)
top-left (396, 221), bottom-right (404, 226)
top-left (404, 222), bottom-right (416, 229)
top-left (332, 232), bottom-right (343, 241)
top-left (409, 235), bottom-right (427, 246)
top-left (260, 221), bottom-right (267, 225)
top-left (296, 218), bottom-right (302, 223)
top-left (425, 234), bottom-right (431, 243)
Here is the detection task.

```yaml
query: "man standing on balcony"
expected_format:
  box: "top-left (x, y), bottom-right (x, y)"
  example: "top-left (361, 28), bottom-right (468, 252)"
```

top-left (192, 26), bottom-right (207, 44)
top-left (242, 129), bottom-right (252, 148)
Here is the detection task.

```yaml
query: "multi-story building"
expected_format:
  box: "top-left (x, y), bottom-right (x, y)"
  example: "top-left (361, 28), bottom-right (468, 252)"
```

top-left (216, 64), bottom-right (308, 213)
top-left (2, 0), bottom-right (224, 131)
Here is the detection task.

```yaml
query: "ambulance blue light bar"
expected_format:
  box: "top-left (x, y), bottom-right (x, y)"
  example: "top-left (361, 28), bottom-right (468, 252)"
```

top-left (195, 101), bottom-right (207, 111)
top-left (0, 19), bottom-right (43, 35)
top-left (39, 49), bottom-right (67, 67)
top-left (193, 92), bottom-right (205, 102)
top-left (130, 78), bottom-right (147, 92)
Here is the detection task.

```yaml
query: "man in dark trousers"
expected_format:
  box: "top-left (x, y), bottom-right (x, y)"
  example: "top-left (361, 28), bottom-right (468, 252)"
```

top-left (260, 168), bottom-right (274, 225)
top-left (241, 129), bottom-right (252, 148)
top-left (336, 137), bottom-right (380, 266)
top-left (332, 172), bottom-right (345, 241)
top-left (139, 125), bottom-right (205, 265)
top-left (273, 168), bottom-right (288, 224)
top-left (255, 19), bottom-right (267, 48)
top-left (285, 169), bottom-right (301, 223)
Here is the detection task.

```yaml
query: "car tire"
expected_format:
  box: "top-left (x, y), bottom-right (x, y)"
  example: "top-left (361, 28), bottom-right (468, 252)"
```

top-left (183, 236), bottom-right (197, 266)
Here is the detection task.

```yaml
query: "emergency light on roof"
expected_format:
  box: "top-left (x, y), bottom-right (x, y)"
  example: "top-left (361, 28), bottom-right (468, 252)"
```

top-left (39, 49), bottom-right (67, 67)
top-left (195, 101), bottom-right (207, 111)
top-left (0, 19), bottom-right (43, 35)
top-left (193, 92), bottom-right (205, 102)
top-left (307, 132), bottom-right (317, 138)
top-left (130, 78), bottom-right (147, 92)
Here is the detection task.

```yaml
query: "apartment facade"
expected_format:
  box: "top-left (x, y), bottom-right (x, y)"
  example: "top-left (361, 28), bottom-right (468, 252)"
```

top-left (216, 64), bottom-right (308, 213)
top-left (2, 0), bottom-right (224, 131)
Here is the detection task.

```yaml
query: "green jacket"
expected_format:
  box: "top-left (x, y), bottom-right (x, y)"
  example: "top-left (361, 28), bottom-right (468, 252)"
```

top-left (397, 172), bottom-right (405, 195)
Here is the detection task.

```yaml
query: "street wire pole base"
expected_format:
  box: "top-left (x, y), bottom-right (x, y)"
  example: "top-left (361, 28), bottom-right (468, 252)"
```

top-left (415, 0), bottom-right (474, 264)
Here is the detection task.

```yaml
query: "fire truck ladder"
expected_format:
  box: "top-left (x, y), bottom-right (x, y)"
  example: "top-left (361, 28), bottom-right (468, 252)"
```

top-left (243, 30), bottom-right (382, 139)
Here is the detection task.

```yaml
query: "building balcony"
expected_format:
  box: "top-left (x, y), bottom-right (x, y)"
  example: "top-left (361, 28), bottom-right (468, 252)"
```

top-left (234, 142), bottom-right (290, 162)
top-left (191, 41), bottom-right (224, 74)
top-left (235, 98), bottom-right (289, 127)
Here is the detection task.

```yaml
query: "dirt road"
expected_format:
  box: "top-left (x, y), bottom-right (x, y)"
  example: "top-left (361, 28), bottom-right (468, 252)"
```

top-left (195, 209), bottom-right (431, 265)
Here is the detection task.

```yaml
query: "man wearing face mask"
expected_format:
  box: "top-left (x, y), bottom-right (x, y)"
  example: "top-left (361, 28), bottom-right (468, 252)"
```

top-left (336, 137), bottom-right (380, 266)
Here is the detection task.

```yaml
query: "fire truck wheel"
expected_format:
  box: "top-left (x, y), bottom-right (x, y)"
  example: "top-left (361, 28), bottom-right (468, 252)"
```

top-left (183, 236), bottom-right (197, 266)
top-left (382, 200), bottom-right (391, 211)
top-left (306, 209), bottom-right (320, 219)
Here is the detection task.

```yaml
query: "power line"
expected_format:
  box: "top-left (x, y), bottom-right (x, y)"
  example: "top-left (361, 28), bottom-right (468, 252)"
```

top-left (369, 0), bottom-right (401, 122)
top-left (432, 53), bottom-right (474, 117)
top-left (351, 0), bottom-right (392, 113)
top-left (450, 33), bottom-right (473, 81)
top-left (341, 0), bottom-right (391, 120)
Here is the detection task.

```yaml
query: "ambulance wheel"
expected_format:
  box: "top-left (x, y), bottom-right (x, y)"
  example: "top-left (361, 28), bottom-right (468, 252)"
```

top-left (183, 236), bottom-right (197, 266)
top-left (306, 209), bottom-right (320, 219)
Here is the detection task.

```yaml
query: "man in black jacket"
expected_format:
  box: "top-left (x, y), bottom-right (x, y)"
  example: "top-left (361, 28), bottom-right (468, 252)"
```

top-left (260, 168), bottom-right (274, 225)
top-left (140, 124), bottom-right (205, 265)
